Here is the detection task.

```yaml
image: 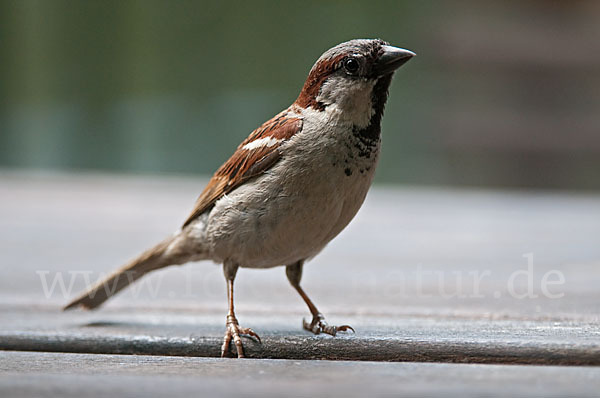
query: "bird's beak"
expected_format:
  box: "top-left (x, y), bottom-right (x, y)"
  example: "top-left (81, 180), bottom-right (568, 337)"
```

top-left (374, 45), bottom-right (416, 76)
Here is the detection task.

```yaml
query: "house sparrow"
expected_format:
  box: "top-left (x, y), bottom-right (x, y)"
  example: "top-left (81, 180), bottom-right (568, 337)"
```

top-left (65, 39), bottom-right (415, 358)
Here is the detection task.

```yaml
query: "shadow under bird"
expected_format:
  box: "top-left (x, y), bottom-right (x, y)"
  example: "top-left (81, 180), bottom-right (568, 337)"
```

top-left (65, 39), bottom-right (415, 358)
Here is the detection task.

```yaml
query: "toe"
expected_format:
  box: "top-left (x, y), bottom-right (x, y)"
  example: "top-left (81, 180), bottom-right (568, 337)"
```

top-left (232, 329), bottom-right (245, 358)
top-left (234, 338), bottom-right (244, 358)
top-left (221, 329), bottom-right (232, 357)
top-left (320, 323), bottom-right (338, 336)
top-left (302, 317), bottom-right (321, 334)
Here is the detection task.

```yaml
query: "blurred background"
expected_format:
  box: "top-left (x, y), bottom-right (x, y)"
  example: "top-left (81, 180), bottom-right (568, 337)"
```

top-left (0, 0), bottom-right (599, 190)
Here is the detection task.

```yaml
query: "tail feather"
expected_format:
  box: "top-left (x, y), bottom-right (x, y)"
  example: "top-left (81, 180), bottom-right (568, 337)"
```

top-left (64, 236), bottom-right (178, 311)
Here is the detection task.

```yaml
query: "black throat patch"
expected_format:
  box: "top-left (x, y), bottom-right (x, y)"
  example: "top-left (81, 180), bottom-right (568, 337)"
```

top-left (343, 74), bottom-right (393, 171)
top-left (355, 73), bottom-right (393, 142)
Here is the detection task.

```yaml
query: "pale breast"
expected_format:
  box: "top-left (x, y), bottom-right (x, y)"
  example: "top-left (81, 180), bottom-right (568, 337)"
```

top-left (204, 115), bottom-right (380, 269)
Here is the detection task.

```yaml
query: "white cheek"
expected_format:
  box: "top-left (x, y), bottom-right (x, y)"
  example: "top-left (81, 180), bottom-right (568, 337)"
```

top-left (316, 76), bottom-right (376, 128)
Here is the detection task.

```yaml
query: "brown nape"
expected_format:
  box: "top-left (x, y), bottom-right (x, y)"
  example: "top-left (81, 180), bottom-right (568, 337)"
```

top-left (295, 54), bottom-right (345, 111)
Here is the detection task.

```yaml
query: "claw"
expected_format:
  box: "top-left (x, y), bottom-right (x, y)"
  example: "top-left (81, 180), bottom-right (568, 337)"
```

top-left (336, 324), bottom-right (355, 333)
top-left (303, 314), bottom-right (354, 337)
top-left (239, 327), bottom-right (262, 343)
top-left (221, 316), bottom-right (261, 358)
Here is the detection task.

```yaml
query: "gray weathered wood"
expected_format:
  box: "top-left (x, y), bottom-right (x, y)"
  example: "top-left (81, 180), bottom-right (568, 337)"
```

top-left (2, 351), bottom-right (600, 398)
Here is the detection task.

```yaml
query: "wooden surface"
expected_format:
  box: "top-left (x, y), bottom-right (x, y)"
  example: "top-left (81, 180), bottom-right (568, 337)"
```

top-left (1, 307), bottom-right (599, 365)
top-left (3, 351), bottom-right (600, 398)
top-left (1, 171), bottom-right (600, 395)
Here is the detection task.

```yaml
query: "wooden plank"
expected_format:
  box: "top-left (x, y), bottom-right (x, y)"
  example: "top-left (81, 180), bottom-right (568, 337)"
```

top-left (2, 351), bottom-right (600, 398)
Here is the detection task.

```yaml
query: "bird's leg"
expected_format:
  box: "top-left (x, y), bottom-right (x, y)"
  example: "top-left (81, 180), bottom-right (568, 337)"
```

top-left (221, 262), bottom-right (260, 358)
top-left (286, 261), bottom-right (354, 336)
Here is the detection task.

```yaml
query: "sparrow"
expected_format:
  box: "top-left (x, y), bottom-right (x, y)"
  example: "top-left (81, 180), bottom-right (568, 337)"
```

top-left (65, 39), bottom-right (415, 358)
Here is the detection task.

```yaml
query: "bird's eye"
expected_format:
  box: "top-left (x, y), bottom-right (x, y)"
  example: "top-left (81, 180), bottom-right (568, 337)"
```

top-left (344, 57), bottom-right (360, 74)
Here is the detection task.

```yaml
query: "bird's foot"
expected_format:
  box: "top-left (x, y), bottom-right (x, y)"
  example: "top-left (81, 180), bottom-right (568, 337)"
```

top-left (221, 315), bottom-right (261, 358)
top-left (303, 313), bottom-right (355, 336)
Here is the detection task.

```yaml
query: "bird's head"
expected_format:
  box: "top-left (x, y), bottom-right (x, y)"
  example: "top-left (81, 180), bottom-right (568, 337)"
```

top-left (295, 39), bottom-right (414, 128)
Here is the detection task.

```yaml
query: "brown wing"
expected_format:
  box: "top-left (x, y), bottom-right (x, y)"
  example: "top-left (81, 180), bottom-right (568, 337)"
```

top-left (182, 111), bottom-right (303, 227)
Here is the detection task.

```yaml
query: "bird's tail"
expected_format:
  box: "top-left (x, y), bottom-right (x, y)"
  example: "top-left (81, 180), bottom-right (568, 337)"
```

top-left (64, 235), bottom-right (180, 311)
